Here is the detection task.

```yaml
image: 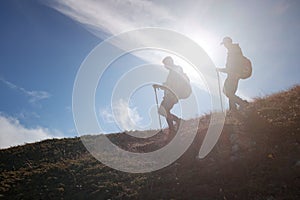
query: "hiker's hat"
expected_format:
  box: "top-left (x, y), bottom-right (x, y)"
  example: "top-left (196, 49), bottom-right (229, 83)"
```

top-left (162, 56), bottom-right (174, 66)
top-left (220, 36), bottom-right (232, 45)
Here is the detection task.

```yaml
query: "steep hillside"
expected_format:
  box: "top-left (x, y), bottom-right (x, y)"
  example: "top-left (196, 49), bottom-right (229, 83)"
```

top-left (1, 86), bottom-right (300, 199)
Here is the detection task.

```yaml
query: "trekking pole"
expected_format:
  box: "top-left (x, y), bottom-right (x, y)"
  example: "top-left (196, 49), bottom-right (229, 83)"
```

top-left (216, 69), bottom-right (224, 112)
top-left (154, 87), bottom-right (162, 130)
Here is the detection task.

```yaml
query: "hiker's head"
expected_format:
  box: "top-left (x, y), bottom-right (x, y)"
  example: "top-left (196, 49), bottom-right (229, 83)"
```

top-left (221, 36), bottom-right (232, 48)
top-left (162, 56), bottom-right (174, 68)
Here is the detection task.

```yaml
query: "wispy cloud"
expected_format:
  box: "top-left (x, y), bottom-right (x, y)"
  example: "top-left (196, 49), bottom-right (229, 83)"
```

top-left (48, 0), bottom-right (221, 54)
top-left (50, 0), bottom-right (176, 38)
top-left (0, 114), bottom-right (63, 149)
top-left (100, 99), bottom-right (142, 131)
top-left (47, 0), bottom-right (220, 90)
top-left (48, 0), bottom-right (180, 65)
top-left (0, 77), bottom-right (51, 104)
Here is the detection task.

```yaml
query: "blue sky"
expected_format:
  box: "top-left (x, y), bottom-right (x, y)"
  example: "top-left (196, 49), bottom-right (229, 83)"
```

top-left (0, 0), bottom-right (299, 148)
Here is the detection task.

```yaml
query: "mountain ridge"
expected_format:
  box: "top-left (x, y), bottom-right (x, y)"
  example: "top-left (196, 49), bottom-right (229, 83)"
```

top-left (1, 85), bottom-right (300, 199)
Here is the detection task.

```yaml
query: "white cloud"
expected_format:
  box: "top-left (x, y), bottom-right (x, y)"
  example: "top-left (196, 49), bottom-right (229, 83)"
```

top-left (100, 99), bottom-right (142, 131)
top-left (48, 0), bottom-right (221, 56)
top-left (0, 114), bottom-right (63, 149)
top-left (47, 0), bottom-right (221, 91)
top-left (49, 0), bottom-right (181, 66)
top-left (50, 0), bottom-right (175, 38)
top-left (100, 108), bottom-right (115, 123)
top-left (0, 77), bottom-right (51, 104)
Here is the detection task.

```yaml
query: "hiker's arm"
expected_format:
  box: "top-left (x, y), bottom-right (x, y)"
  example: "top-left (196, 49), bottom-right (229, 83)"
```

top-left (152, 84), bottom-right (167, 90)
top-left (216, 67), bottom-right (227, 73)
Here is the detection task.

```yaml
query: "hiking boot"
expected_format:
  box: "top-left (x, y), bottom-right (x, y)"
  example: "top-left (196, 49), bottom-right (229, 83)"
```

top-left (239, 100), bottom-right (249, 110)
top-left (229, 106), bottom-right (238, 112)
top-left (241, 100), bottom-right (249, 107)
top-left (229, 101), bottom-right (238, 111)
top-left (174, 118), bottom-right (182, 131)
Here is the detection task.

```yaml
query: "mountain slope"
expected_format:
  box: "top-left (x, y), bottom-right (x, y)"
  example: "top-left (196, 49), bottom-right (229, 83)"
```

top-left (1, 86), bottom-right (300, 199)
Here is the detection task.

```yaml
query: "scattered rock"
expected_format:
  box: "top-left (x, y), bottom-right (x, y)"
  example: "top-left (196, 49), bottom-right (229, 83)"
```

top-left (231, 144), bottom-right (239, 153)
top-left (229, 134), bottom-right (238, 144)
top-left (295, 160), bottom-right (300, 167)
top-left (268, 153), bottom-right (275, 159)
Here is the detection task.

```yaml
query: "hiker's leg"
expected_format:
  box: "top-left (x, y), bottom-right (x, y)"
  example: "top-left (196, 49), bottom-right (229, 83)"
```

top-left (229, 99), bottom-right (237, 111)
top-left (166, 114), bottom-right (175, 132)
top-left (223, 76), bottom-right (238, 111)
top-left (231, 95), bottom-right (248, 108)
top-left (170, 113), bottom-right (181, 130)
top-left (170, 114), bottom-right (180, 123)
top-left (228, 77), bottom-right (248, 108)
top-left (159, 91), bottom-right (171, 117)
top-left (160, 100), bottom-right (175, 131)
top-left (169, 93), bottom-right (180, 129)
top-left (158, 99), bottom-right (168, 117)
top-left (161, 91), bottom-right (179, 131)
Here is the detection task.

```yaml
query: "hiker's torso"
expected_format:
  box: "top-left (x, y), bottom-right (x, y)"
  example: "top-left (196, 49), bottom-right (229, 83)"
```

top-left (226, 43), bottom-right (244, 73)
top-left (164, 65), bottom-right (190, 96)
top-left (165, 65), bottom-right (184, 89)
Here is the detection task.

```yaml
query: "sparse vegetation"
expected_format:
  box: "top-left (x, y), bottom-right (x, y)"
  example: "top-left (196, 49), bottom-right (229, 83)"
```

top-left (0, 86), bottom-right (300, 199)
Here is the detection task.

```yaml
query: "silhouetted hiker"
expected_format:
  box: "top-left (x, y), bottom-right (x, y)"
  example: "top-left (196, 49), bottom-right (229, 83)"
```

top-left (217, 37), bottom-right (252, 111)
top-left (153, 56), bottom-right (192, 132)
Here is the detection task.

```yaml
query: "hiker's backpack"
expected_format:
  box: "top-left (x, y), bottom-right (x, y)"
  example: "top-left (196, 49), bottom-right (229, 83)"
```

top-left (173, 71), bottom-right (192, 99)
top-left (227, 44), bottom-right (252, 79)
top-left (238, 56), bottom-right (252, 79)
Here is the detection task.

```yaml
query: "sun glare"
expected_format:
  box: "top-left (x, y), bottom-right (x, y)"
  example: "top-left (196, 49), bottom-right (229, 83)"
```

top-left (186, 30), bottom-right (223, 64)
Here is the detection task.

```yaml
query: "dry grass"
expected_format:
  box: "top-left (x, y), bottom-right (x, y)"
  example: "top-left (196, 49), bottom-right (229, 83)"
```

top-left (0, 86), bottom-right (299, 199)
